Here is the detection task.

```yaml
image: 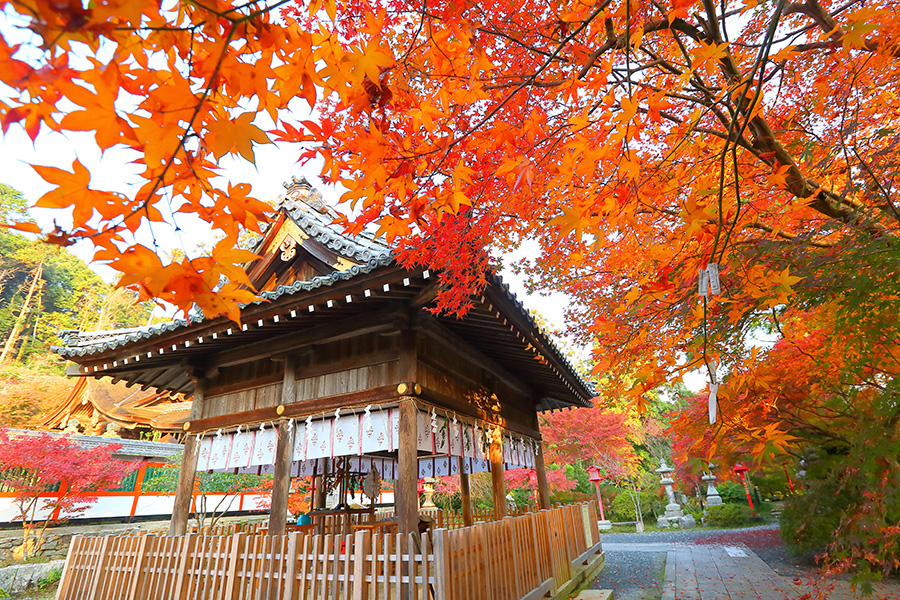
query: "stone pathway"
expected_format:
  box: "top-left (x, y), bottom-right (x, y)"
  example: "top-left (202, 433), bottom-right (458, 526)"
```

top-left (662, 544), bottom-right (798, 600)
top-left (594, 541), bottom-right (798, 600)
top-left (593, 535), bottom-right (900, 600)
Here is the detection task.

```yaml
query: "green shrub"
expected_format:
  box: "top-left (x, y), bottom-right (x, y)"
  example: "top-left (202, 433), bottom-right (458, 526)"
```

top-left (705, 503), bottom-right (753, 527)
top-left (716, 482), bottom-right (747, 504)
top-left (38, 567), bottom-right (62, 589)
top-left (609, 491), bottom-right (660, 521)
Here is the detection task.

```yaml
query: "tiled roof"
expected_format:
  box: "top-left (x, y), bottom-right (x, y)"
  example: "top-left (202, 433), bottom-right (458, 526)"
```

top-left (53, 175), bottom-right (594, 398)
top-left (489, 272), bottom-right (596, 397)
top-left (54, 254), bottom-right (394, 358)
top-left (6, 428), bottom-right (183, 458)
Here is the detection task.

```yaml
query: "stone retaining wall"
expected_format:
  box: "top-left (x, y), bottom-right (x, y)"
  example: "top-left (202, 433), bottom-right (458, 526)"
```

top-left (0, 559), bottom-right (67, 595)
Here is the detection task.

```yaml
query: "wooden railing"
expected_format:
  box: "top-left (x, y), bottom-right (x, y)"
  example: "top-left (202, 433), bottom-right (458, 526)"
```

top-left (188, 522), bottom-right (265, 536)
top-left (55, 502), bottom-right (602, 600)
top-left (418, 505), bottom-right (535, 530)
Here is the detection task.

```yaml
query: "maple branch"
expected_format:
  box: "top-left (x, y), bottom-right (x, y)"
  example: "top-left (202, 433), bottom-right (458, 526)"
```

top-left (744, 222), bottom-right (833, 248)
top-left (102, 16), bottom-right (243, 235)
top-left (399, 0), bottom-right (428, 64)
top-left (577, 17), bottom-right (703, 80)
top-left (699, 2), bottom-right (900, 241)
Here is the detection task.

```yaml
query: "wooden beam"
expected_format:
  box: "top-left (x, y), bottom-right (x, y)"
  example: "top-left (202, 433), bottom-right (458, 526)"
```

top-left (396, 398), bottom-right (418, 535)
top-left (169, 378), bottom-right (205, 535)
top-left (490, 430), bottom-right (507, 519)
top-left (185, 385), bottom-right (398, 433)
top-left (209, 310), bottom-right (399, 369)
top-left (74, 266), bottom-right (415, 367)
top-left (534, 442), bottom-right (551, 510)
top-left (458, 456), bottom-right (473, 527)
top-left (410, 279), bottom-right (441, 308)
top-left (269, 357), bottom-right (297, 537)
top-left (417, 315), bottom-right (533, 398)
top-left (483, 283), bottom-right (593, 400)
top-left (139, 368), bottom-right (171, 392)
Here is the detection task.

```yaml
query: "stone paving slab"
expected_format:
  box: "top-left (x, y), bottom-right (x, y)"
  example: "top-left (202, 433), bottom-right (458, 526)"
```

top-left (661, 545), bottom-right (798, 600)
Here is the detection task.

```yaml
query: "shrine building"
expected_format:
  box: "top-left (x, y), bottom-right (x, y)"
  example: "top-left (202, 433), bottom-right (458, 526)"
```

top-left (53, 176), bottom-right (594, 537)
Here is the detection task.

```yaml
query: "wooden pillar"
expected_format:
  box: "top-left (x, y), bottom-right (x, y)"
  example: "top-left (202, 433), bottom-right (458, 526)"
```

top-left (397, 398), bottom-right (419, 534)
top-left (396, 321), bottom-right (419, 535)
top-left (269, 356), bottom-right (297, 537)
top-left (458, 456), bottom-right (473, 527)
top-left (490, 430), bottom-right (506, 519)
top-left (170, 378), bottom-right (205, 535)
top-left (534, 441), bottom-right (551, 510)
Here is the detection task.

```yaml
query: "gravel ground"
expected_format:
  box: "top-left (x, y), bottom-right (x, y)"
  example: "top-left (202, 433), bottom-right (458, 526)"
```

top-left (592, 549), bottom-right (667, 600)
top-left (591, 524), bottom-right (814, 599)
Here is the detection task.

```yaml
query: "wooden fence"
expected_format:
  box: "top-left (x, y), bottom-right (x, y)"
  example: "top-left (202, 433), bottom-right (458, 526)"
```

top-left (419, 506), bottom-right (534, 530)
top-left (55, 502), bottom-right (602, 600)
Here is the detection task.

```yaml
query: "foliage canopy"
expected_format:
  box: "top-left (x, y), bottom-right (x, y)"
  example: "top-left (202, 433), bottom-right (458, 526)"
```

top-left (2, 0), bottom-right (899, 579)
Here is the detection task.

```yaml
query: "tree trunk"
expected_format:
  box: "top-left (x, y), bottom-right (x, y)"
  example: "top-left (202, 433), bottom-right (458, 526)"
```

top-left (0, 263), bottom-right (43, 365)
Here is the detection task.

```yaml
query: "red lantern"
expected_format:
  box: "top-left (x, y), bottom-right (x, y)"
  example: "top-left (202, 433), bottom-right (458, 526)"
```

top-left (732, 462), bottom-right (756, 515)
top-left (586, 466), bottom-right (607, 521)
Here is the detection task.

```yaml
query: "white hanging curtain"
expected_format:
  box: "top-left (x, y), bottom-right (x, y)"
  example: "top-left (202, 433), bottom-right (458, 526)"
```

top-left (195, 406), bottom-right (534, 475)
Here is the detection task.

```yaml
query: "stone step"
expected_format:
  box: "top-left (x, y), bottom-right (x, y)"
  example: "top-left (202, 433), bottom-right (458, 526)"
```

top-left (574, 590), bottom-right (614, 600)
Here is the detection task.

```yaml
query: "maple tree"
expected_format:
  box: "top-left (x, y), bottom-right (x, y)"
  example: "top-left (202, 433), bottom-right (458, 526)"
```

top-left (541, 404), bottom-right (635, 464)
top-left (3, 0), bottom-right (900, 577)
top-left (0, 428), bottom-right (136, 559)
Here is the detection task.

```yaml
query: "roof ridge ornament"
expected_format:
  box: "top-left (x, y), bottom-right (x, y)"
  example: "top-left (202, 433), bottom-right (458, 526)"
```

top-left (282, 174), bottom-right (330, 215)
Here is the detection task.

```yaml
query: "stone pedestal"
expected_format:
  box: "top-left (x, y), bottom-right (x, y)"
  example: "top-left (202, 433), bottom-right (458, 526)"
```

top-left (702, 472), bottom-right (723, 506)
top-left (598, 520), bottom-right (613, 531)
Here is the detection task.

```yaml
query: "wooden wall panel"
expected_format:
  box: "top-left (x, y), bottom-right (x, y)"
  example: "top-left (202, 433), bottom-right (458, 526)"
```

top-left (202, 382), bottom-right (284, 419)
top-left (206, 359), bottom-right (281, 397)
top-left (418, 329), bottom-right (529, 402)
top-left (199, 332), bottom-right (403, 419)
top-left (294, 361), bottom-right (399, 402)
top-left (418, 363), bottom-right (538, 431)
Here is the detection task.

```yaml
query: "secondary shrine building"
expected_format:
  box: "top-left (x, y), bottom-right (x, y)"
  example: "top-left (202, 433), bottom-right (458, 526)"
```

top-left (54, 176), bottom-right (594, 537)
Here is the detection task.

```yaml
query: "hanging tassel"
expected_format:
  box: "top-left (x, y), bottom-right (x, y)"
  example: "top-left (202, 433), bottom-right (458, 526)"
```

top-left (709, 383), bottom-right (719, 424)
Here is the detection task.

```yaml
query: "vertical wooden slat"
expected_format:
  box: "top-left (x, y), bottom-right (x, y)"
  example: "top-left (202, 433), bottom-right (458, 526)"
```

top-left (54, 534), bottom-right (79, 600)
top-left (86, 536), bottom-right (111, 600)
top-left (327, 533), bottom-right (339, 600)
top-left (351, 530), bottom-right (367, 600)
top-left (284, 533), bottom-right (298, 600)
top-left (382, 531), bottom-right (392, 600)
top-left (223, 533), bottom-right (243, 600)
top-left (125, 534), bottom-right (150, 600)
top-left (308, 534), bottom-right (322, 600)
top-left (341, 533), bottom-right (352, 598)
top-left (420, 532), bottom-right (430, 600)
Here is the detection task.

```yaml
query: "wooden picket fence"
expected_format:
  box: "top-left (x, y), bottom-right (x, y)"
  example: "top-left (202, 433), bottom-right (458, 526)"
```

top-left (54, 502), bottom-right (602, 600)
top-left (417, 505), bottom-right (534, 530)
top-left (443, 503), bottom-right (601, 600)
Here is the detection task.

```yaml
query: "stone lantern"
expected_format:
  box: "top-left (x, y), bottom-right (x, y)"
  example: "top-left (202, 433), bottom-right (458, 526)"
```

top-left (702, 469), bottom-right (723, 507)
top-left (420, 477), bottom-right (437, 509)
top-left (655, 460), bottom-right (696, 528)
